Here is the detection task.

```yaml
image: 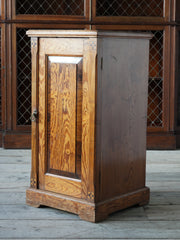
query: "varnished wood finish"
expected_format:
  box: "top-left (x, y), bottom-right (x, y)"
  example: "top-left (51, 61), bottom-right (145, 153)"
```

top-left (147, 134), bottom-right (176, 150)
top-left (31, 37), bottom-right (38, 188)
top-left (27, 30), bottom-right (151, 222)
top-left (0, 24), bottom-right (6, 147)
top-left (1, 0), bottom-right (180, 149)
top-left (38, 37), bottom-right (84, 197)
top-left (1, 22), bottom-right (88, 149)
top-left (96, 36), bottom-right (150, 202)
top-left (46, 56), bottom-right (83, 178)
top-left (173, 0), bottom-right (180, 22)
top-left (26, 187), bottom-right (150, 223)
top-left (93, 24), bottom-right (179, 150)
top-left (47, 57), bottom-right (77, 175)
top-left (92, 0), bottom-right (171, 24)
top-left (10, 0), bottom-right (90, 22)
top-left (3, 133), bottom-right (31, 149)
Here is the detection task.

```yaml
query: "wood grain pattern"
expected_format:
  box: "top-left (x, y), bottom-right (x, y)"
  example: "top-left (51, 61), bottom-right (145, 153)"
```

top-left (147, 134), bottom-right (176, 150)
top-left (26, 187), bottom-right (149, 222)
top-left (3, 134), bottom-right (31, 149)
top-left (81, 38), bottom-right (97, 201)
top-left (76, 59), bottom-right (83, 177)
top-left (44, 174), bottom-right (82, 198)
top-left (47, 56), bottom-right (83, 178)
top-left (31, 37), bottom-right (39, 189)
top-left (38, 38), bottom-right (84, 198)
top-left (1, 22), bottom-right (88, 149)
top-left (96, 37), bottom-right (149, 202)
top-left (40, 38), bottom-right (83, 56)
top-left (27, 30), bottom-right (151, 222)
top-left (47, 57), bottom-right (77, 174)
top-left (2, 2), bottom-right (180, 151)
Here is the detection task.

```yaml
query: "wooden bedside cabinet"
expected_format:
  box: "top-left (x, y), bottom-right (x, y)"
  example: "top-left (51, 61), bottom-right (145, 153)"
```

top-left (26, 30), bottom-right (152, 222)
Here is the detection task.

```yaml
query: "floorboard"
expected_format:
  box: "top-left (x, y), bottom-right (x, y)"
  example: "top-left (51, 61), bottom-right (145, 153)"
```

top-left (0, 149), bottom-right (180, 239)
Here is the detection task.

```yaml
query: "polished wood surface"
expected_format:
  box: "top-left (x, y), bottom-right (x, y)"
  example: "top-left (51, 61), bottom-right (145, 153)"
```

top-left (0, 22), bottom-right (87, 149)
top-left (38, 38), bottom-right (84, 196)
top-left (30, 37), bottom-right (39, 189)
top-left (47, 56), bottom-right (83, 178)
top-left (26, 187), bottom-right (150, 223)
top-left (147, 134), bottom-right (176, 150)
top-left (96, 37), bottom-right (150, 201)
top-left (0, 0), bottom-right (180, 149)
top-left (27, 30), bottom-right (151, 222)
top-left (36, 35), bottom-right (98, 201)
top-left (47, 57), bottom-right (77, 174)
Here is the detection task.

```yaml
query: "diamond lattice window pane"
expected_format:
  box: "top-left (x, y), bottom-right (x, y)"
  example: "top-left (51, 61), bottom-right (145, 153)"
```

top-left (16, 0), bottom-right (84, 16)
top-left (0, 28), bottom-right (2, 125)
top-left (17, 28), bottom-right (31, 125)
top-left (147, 30), bottom-right (163, 127)
top-left (96, 0), bottom-right (164, 17)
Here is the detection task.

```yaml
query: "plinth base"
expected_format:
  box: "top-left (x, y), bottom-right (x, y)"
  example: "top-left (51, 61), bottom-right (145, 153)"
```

top-left (26, 187), bottom-right (150, 222)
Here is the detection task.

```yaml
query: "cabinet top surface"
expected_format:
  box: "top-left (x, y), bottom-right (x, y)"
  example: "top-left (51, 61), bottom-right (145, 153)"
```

top-left (27, 30), bottom-right (153, 39)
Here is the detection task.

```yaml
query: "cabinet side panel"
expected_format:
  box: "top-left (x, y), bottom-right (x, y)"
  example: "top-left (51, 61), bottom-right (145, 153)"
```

top-left (99, 37), bottom-right (149, 201)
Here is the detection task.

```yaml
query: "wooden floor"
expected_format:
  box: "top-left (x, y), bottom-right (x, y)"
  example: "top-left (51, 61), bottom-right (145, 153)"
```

top-left (0, 149), bottom-right (180, 239)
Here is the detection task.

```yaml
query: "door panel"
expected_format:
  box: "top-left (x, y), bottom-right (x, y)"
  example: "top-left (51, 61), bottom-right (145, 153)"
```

top-left (47, 56), bottom-right (82, 178)
top-left (38, 38), bottom-right (85, 197)
top-left (38, 37), bottom-right (96, 199)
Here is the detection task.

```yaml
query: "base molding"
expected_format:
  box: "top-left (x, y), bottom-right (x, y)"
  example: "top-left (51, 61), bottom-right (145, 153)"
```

top-left (26, 187), bottom-right (150, 222)
top-left (147, 134), bottom-right (176, 150)
top-left (3, 133), bottom-right (31, 149)
top-left (176, 133), bottom-right (180, 149)
top-left (0, 132), bottom-right (2, 147)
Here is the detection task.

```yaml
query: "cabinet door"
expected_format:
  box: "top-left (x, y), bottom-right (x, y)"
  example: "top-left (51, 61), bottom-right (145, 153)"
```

top-left (92, 0), bottom-right (170, 23)
top-left (11, 0), bottom-right (90, 22)
top-left (37, 37), bottom-right (96, 200)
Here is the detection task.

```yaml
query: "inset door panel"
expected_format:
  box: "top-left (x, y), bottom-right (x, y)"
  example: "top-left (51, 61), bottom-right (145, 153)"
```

top-left (47, 56), bottom-right (82, 178)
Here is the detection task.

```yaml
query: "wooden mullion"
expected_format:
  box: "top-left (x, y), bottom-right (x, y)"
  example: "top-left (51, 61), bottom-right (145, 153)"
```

top-left (162, 26), bottom-right (171, 132)
top-left (169, 26), bottom-right (176, 132)
top-left (6, 23), bottom-right (12, 131)
top-left (1, 23), bottom-right (6, 131)
top-left (12, 24), bottom-right (18, 131)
